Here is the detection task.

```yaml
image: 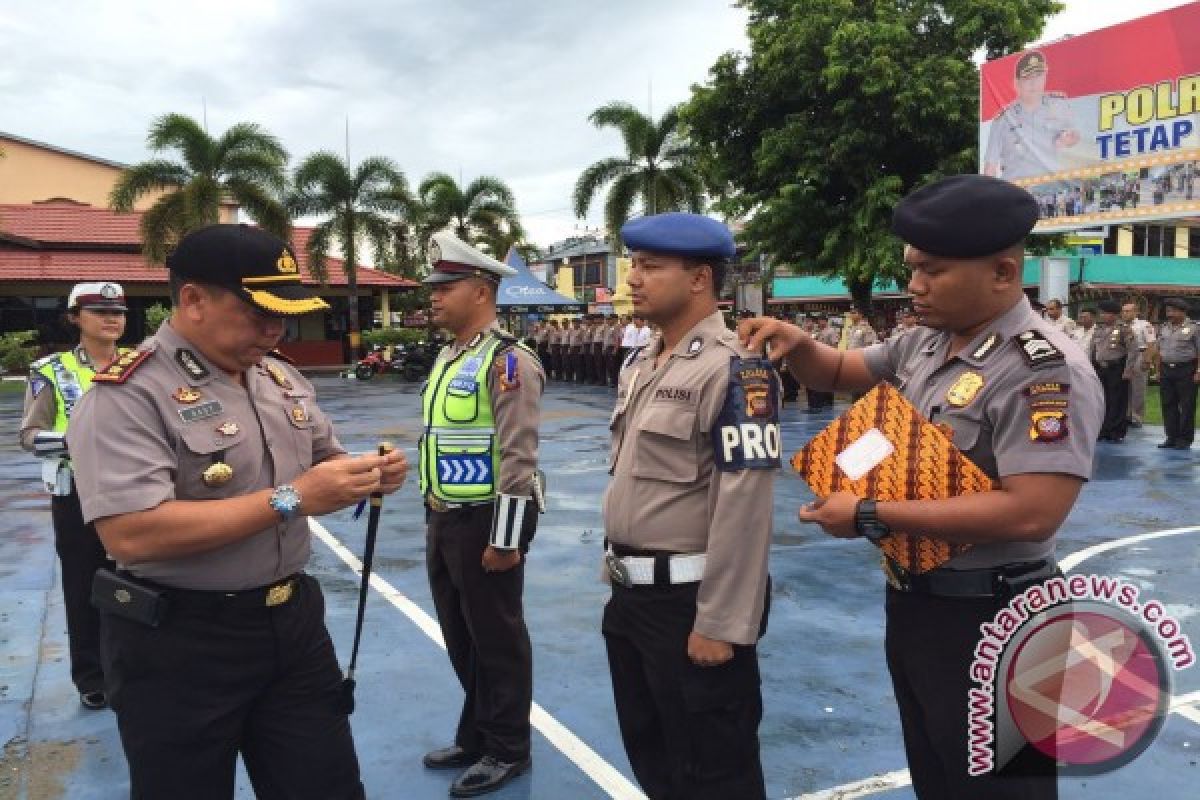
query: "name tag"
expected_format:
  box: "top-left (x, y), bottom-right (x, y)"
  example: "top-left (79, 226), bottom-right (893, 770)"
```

top-left (448, 378), bottom-right (478, 393)
top-left (653, 386), bottom-right (695, 404)
top-left (178, 401), bottom-right (223, 423)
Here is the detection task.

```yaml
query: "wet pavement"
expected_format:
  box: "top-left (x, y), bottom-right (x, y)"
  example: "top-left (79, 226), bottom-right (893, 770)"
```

top-left (1, 374), bottom-right (1198, 799)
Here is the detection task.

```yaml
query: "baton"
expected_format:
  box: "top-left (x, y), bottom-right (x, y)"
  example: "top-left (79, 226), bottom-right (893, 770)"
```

top-left (341, 441), bottom-right (392, 714)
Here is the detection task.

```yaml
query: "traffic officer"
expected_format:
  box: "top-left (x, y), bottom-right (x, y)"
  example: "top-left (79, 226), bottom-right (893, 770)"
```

top-left (742, 175), bottom-right (1103, 799)
top-left (419, 232), bottom-right (544, 797)
top-left (18, 281), bottom-right (128, 710)
top-left (1090, 299), bottom-right (1136, 442)
top-left (982, 50), bottom-right (1080, 180)
top-left (603, 212), bottom-right (778, 800)
top-left (1156, 297), bottom-right (1200, 449)
top-left (67, 225), bottom-right (407, 799)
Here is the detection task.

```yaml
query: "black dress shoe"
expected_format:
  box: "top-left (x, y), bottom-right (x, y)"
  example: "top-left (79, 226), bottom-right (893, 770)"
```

top-left (1172, 443), bottom-right (1193, 450)
top-left (423, 745), bottom-right (479, 769)
top-left (1158, 440), bottom-right (1177, 448)
top-left (449, 755), bottom-right (531, 797)
top-left (79, 690), bottom-right (108, 710)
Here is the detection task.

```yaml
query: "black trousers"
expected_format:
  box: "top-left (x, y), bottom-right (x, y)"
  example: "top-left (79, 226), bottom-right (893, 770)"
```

top-left (549, 348), bottom-right (562, 380)
top-left (886, 588), bottom-right (1057, 800)
top-left (51, 488), bottom-right (113, 694)
top-left (806, 387), bottom-right (833, 409)
top-left (602, 582), bottom-right (767, 800)
top-left (1160, 359), bottom-right (1198, 445)
top-left (100, 574), bottom-right (363, 800)
top-left (1095, 361), bottom-right (1130, 439)
top-left (426, 504), bottom-right (533, 762)
top-left (780, 369), bottom-right (800, 402)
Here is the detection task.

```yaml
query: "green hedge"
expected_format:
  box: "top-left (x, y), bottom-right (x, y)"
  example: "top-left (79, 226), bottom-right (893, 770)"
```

top-left (361, 328), bottom-right (431, 348)
top-left (0, 330), bottom-right (38, 374)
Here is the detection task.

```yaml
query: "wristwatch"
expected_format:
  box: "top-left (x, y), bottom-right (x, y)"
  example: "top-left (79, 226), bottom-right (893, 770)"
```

top-left (854, 498), bottom-right (891, 543)
top-left (269, 484), bottom-right (303, 521)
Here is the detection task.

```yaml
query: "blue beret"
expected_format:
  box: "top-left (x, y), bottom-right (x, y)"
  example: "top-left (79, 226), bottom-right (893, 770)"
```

top-left (621, 212), bottom-right (736, 260)
top-left (892, 175), bottom-right (1039, 259)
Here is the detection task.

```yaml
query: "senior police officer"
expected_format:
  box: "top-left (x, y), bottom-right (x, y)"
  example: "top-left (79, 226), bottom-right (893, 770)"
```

top-left (1090, 299), bottom-right (1137, 442)
top-left (419, 232), bottom-right (545, 797)
top-left (1156, 297), bottom-right (1200, 449)
top-left (742, 175), bottom-right (1103, 799)
top-left (67, 225), bottom-right (408, 799)
top-left (983, 51), bottom-right (1080, 180)
top-left (19, 281), bottom-right (129, 710)
top-left (604, 212), bottom-right (779, 800)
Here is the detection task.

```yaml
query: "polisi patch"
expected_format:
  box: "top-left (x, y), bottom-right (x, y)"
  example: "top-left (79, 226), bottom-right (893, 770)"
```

top-left (712, 356), bottom-right (782, 471)
top-left (653, 386), bottom-right (695, 404)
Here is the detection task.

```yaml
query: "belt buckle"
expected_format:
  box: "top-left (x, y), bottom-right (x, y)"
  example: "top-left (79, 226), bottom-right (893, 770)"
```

top-left (265, 580), bottom-right (293, 607)
top-left (882, 556), bottom-right (912, 592)
top-left (426, 494), bottom-right (449, 513)
top-left (605, 554), bottom-right (633, 588)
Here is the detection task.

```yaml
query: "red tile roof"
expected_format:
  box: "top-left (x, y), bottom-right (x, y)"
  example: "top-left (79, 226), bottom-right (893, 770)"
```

top-left (0, 202), bottom-right (418, 288)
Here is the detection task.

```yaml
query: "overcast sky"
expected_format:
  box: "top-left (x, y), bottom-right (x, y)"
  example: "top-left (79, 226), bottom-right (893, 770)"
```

top-left (0, 0), bottom-right (1191, 247)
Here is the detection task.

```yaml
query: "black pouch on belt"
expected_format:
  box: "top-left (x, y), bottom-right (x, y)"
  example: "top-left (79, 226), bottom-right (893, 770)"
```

top-left (90, 568), bottom-right (169, 627)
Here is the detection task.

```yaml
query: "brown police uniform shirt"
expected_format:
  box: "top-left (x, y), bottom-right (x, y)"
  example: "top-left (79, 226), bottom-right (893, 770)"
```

top-left (1089, 320), bottom-right (1136, 369)
top-left (433, 325), bottom-right (544, 497)
top-left (604, 310), bottom-right (778, 645)
top-left (66, 323), bottom-right (344, 590)
top-left (814, 326), bottom-right (840, 348)
top-left (1159, 319), bottom-right (1200, 364)
top-left (862, 296), bottom-right (1103, 570)
top-left (846, 321), bottom-right (879, 349)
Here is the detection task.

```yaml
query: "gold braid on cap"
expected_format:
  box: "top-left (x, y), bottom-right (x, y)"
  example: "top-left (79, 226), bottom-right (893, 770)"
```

top-left (245, 290), bottom-right (331, 315)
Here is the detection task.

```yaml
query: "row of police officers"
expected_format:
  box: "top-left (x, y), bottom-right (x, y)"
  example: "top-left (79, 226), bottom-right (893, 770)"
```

top-left (20, 173), bottom-right (1126, 800)
top-left (530, 315), bottom-right (651, 386)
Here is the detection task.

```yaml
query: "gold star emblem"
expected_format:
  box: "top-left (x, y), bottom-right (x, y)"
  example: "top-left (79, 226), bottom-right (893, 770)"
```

top-left (277, 250), bottom-right (299, 274)
top-left (216, 421), bottom-right (240, 436)
top-left (172, 387), bottom-right (201, 404)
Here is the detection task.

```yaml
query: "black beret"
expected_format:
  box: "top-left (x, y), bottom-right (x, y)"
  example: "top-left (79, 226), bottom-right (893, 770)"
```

top-left (892, 175), bottom-right (1039, 258)
top-left (1164, 297), bottom-right (1191, 311)
top-left (1098, 299), bottom-right (1121, 313)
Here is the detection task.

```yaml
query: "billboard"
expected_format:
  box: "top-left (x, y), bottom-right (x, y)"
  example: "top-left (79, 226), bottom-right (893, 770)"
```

top-left (979, 2), bottom-right (1200, 233)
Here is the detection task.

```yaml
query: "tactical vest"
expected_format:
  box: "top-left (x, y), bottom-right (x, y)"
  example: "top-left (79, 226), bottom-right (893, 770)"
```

top-left (419, 333), bottom-right (506, 503)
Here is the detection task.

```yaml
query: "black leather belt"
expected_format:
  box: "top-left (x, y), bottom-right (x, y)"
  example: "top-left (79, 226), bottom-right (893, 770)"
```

top-left (1164, 359), bottom-right (1198, 369)
top-left (132, 572), bottom-right (301, 612)
top-left (884, 558), bottom-right (1057, 599)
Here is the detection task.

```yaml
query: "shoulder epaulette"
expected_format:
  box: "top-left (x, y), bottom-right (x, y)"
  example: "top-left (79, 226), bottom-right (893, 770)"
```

top-left (266, 349), bottom-right (295, 366)
top-left (29, 354), bottom-right (57, 370)
top-left (92, 349), bottom-right (153, 384)
top-left (1014, 330), bottom-right (1065, 369)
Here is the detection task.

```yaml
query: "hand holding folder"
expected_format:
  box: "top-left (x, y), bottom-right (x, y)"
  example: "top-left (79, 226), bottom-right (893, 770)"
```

top-left (791, 382), bottom-right (996, 574)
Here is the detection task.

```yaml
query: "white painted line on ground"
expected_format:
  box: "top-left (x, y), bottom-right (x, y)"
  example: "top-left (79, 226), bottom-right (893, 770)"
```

top-left (793, 526), bottom-right (1200, 799)
top-left (311, 520), bottom-right (647, 800)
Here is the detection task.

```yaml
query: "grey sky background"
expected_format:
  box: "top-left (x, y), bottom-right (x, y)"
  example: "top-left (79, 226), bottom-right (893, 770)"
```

top-left (0, 0), bottom-right (1189, 247)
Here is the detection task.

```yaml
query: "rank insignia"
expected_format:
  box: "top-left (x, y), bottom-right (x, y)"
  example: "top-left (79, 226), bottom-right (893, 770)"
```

top-left (266, 363), bottom-right (293, 390)
top-left (92, 349), bottom-right (153, 384)
top-left (290, 404), bottom-right (309, 425)
top-left (946, 371), bottom-right (985, 407)
top-left (497, 351), bottom-right (520, 392)
top-left (1015, 330), bottom-right (1064, 368)
top-left (1030, 410), bottom-right (1068, 442)
top-left (175, 349), bottom-right (209, 381)
top-left (970, 333), bottom-right (1001, 361)
top-left (202, 462), bottom-right (234, 487)
top-left (1025, 382), bottom-right (1068, 397)
top-left (173, 387), bottom-right (202, 404)
top-left (216, 421), bottom-right (240, 436)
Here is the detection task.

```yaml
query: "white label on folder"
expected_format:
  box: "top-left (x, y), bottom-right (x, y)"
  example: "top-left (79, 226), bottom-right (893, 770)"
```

top-left (835, 428), bottom-right (894, 481)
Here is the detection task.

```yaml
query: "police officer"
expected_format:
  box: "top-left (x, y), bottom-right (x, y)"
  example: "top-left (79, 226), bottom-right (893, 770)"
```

top-left (805, 313), bottom-right (839, 412)
top-left (1090, 299), bottom-right (1136, 442)
top-left (742, 175), bottom-right (1103, 800)
top-left (1121, 301), bottom-right (1156, 426)
top-left (419, 232), bottom-right (544, 797)
top-left (1156, 297), bottom-right (1200, 449)
top-left (603, 212), bottom-right (778, 800)
top-left (983, 51), bottom-right (1080, 180)
top-left (18, 281), bottom-right (129, 710)
top-left (67, 225), bottom-right (408, 799)
top-left (844, 305), bottom-right (879, 350)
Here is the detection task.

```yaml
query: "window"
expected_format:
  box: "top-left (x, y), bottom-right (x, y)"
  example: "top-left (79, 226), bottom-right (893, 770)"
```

top-left (1147, 225), bottom-right (1161, 257)
top-left (1133, 225), bottom-right (1146, 255)
top-left (1190, 227), bottom-right (1200, 257)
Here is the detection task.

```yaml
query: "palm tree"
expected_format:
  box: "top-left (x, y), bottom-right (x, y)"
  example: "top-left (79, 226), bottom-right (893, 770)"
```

top-left (289, 152), bottom-right (406, 351)
top-left (573, 102), bottom-right (705, 239)
top-left (110, 113), bottom-right (290, 262)
top-left (418, 173), bottom-right (524, 247)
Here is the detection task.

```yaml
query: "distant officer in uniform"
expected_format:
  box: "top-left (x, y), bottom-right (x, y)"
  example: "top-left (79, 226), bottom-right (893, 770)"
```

top-left (889, 307), bottom-right (921, 341)
top-left (568, 318), bottom-right (583, 382)
top-left (419, 232), bottom-right (544, 797)
top-left (1121, 301), bottom-right (1156, 426)
top-left (67, 225), bottom-right (408, 799)
top-left (1070, 307), bottom-right (1096, 354)
top-left (603, 212), bottom-right (778, 800)
top-left (19, 281), bottom-right (129, 710)
top-left (742, 175), bottom-right (1104, 800)
top-left (983, 51), bottom-right (1080, 180)
top-left (844, 305), bottom-right (879, 350)
top-left (1155, 297), bottom-right (1200, 449)
top-left (1042, 298), bottom-right (1077, 336)
top-left (805, 313), bottom-right (839, 412)
top-left (1090, 299), bottom-right (1136, 442)
top-left (547, 320), bottom-right (563, 380)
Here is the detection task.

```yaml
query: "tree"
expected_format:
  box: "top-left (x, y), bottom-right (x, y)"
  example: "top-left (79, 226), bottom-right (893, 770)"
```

top-left (289, 152), bottom-right (407, 351)
top-left (418, 173), bottom-right (523, 248)
top-left (684, 0), bottom-right (1062, 309)
top-left (573, 102), bottom-right (705, 240)
top-left (110, 113), bottom-right (290, 262)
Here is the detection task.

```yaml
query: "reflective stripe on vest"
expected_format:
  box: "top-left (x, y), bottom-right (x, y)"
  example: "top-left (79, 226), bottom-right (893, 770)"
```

top-left (419, 335), bottom-right (505, 502)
